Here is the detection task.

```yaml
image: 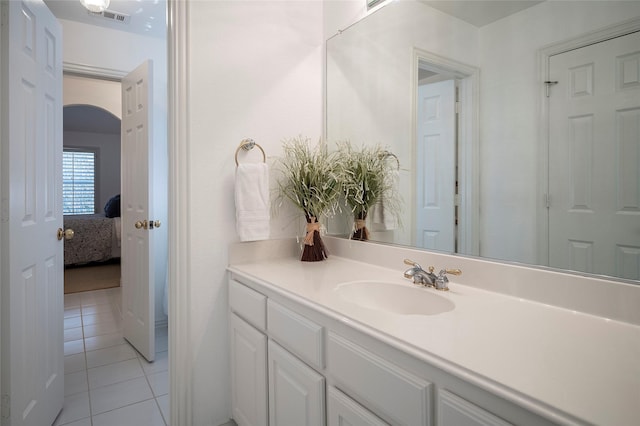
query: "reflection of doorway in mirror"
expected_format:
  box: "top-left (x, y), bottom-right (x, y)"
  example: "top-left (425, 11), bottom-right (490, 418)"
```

top-left (416, 78), bottom-right (457, 252)
top-left (412, 52), bottom-right (479, 256)
top-left (548, 31), bottom-right (640, 280)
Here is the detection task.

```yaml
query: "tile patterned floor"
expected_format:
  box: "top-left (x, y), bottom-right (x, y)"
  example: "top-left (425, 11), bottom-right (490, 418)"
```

top-left (56, 287), bottom-right (169, 426)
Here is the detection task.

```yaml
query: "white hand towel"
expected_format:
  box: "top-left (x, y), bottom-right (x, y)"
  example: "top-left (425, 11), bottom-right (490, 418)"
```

top-left (235, 163), bottom-right (270, 241)
top-left (371, 169), bottom-right (399, 231)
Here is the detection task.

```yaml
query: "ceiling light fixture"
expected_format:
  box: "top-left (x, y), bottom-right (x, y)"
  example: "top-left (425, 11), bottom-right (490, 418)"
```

top-left (80, 0), bottom-right (110, 13)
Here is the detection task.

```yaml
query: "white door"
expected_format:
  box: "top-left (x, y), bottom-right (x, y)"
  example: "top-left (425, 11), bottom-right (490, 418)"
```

top-left (0, 1), bottom-right (64, 425)
top-left (121, 60), bottom-right (156, 362)
top-left (548, 31), bottom-right (640, 279)
top-left (415, 79), bottom-right (457, 252)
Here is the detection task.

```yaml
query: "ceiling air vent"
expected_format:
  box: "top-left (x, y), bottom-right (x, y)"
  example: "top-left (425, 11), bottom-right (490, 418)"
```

top-left (89, 9), bottom-right (131, 25)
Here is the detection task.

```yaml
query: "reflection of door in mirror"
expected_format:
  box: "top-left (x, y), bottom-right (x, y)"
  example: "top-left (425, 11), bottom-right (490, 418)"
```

top-left (412, 53), bottom-right (479, 256)
top-left (415, 79), bottom-right (457, 252)
top-left (548, 31), bottom-right (640, 280)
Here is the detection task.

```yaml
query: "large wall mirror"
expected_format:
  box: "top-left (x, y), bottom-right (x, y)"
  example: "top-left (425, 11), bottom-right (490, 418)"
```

top-left (325, 0), bottom-right (640, 284)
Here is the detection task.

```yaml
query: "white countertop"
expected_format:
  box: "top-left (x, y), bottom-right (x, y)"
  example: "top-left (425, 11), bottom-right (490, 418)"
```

top-left (228, 255), bottom-right (640, 426)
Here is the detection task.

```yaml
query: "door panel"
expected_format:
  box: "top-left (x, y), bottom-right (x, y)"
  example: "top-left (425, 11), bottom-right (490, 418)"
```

top-left (121, 60), bottom-right (156, 362)
top-left (549, 31), bottom-right (640, 279)
top-left (1, 1), bottom-right (64, 424)
top-left (416, 79), bottom-right (456, 252)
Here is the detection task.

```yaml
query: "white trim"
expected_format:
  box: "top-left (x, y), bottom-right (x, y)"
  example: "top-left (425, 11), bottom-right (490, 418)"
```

top-left (63, 62), bottom-right (126, 81)
top-left (537, 17), bottom-right (640, 267)
top-left (167, 1), bottom-right (192, 425)
top-left (411, 48), bottom-right (480, 256)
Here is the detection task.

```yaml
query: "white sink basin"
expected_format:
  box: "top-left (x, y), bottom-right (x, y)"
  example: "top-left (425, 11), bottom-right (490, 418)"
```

top-left (335, 280), bottom-right (455, 316)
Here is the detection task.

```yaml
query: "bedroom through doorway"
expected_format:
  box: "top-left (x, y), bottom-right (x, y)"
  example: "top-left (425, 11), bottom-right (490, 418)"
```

top-left (62, 78), bottom-right (123, 294)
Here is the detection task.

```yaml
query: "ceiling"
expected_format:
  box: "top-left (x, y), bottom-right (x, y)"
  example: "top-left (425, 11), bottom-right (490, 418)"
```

top-left (421, 0), bottom-right (545, 27)
top-left (44, 0), bottom-right (166, 39)
top-left (45, 1), bottom-right (165, 134)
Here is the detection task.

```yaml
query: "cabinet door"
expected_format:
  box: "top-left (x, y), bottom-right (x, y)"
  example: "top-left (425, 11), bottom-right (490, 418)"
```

top-left (327, 386), bottom-right (389, 426)
top-left (230, 313), bottom-right (268, 426)
top-left (438, 390), bottom-right (513, 426)
top-left (268, 340), bottom-right (325, 426)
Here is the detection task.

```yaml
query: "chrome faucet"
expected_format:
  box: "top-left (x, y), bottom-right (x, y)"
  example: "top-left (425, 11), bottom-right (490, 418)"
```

top-left (403, 259), bottom-right (462, 291)
top-left (403, 259), bottom-right (437, 286)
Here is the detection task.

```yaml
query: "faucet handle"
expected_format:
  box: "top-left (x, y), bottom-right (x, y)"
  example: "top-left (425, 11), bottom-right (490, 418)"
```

top-left (404, 259), bottom-right (421, 269)
top-left (434, 268), bottom-right (462, 291)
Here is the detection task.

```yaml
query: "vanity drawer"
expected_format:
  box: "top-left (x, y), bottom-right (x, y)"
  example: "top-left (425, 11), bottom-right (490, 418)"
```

top-left (267, 299), bottom-right (324, 369)
top-left (328, 386), bottom-right (389, 426)
top-left (327, 331), bottom-right (433, 426)
top-left (229, 279), bottom-right (266, 331)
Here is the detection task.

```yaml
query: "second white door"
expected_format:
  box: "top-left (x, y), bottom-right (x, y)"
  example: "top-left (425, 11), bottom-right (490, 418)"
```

top-left (121, 60), bottom-right (156, 362)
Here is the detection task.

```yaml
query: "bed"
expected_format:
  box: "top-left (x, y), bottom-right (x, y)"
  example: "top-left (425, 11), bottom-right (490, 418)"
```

top-left (64, 214), bottom-right (121, 266)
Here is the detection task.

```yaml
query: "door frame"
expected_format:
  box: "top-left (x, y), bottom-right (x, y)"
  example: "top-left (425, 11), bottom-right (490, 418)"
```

top-left (537, 16), bottom-right (640, 267)
top-left (411, 48), bottom-right (480, 256)
top-left (167, 1), bottom-right (191, 425)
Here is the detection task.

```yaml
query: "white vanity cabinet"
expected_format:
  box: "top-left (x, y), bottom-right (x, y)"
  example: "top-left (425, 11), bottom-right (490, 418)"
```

top-left (228, 274), bottom-right (556, 426)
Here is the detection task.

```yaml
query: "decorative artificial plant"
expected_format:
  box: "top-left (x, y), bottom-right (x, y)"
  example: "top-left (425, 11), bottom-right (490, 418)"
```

top-left (277, 136), bottom-right (340, 261)
top-left (337, 142), bottom-right (400, 241)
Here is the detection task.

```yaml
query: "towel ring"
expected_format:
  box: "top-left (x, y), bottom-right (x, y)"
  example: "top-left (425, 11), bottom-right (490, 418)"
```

top-left (380, 150), bottom-right (400, 170)
top-left (235, 138), bottom-right (266, 166)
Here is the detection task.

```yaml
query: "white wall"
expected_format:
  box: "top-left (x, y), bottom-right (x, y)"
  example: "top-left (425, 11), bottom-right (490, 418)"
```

top-left (63, 74), bottom-right (121, 118)
top-left (59, 19), bottom-right (168, 324)
top-left (63, 130), bottom-right (121, 211)
top-left (478, 0), bottom-right (640, 264)
top-left (185, 1), bottom-right (324, 423)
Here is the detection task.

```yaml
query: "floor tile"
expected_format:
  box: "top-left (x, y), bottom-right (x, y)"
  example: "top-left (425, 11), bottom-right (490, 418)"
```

top-left (64, 353), bottom-right (87, 374)
top-left (88, 358), bottom-right (144, 389)
top-left (64, 315), bottom-right (83, 330)
top-left (91, 399), bottom-right (166, 426)
top-left (157, 394), bottom-right (169, 423)
top-left (86, 343), bottom-right (137, 369)
top-left (90, 376), bottom-right (154, 415)
top-left (64, 339), bottom-right (85, 356)
top-left (64, 307), bottom-right (82, 319)
top-left (57, 418), bottom-right (91, 426)
top-left (81, 303), bottom-right (119, 316)
top-left (65, 371), bottom-right (88, 396)
top-left (83, 318), bottom-right (121, 338)
top-left (53, 391), bottom-right (90, 426)
top-left (64, 326), bottom-right (84, 342)
top-left (59, 286), bottom-right (170, 426)
top-left (139, 350), bottom-right (168, 375)
top-left (82, 311), bottom-right (121, 326)
top-left (147, 371), bottom-right (168, 397)
top-left (84, 332), bottom-right (126, 352)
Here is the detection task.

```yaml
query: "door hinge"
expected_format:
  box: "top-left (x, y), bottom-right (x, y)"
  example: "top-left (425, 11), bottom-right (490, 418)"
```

top-left (455, 101), bottom-right (460, 114)
top-left (544, 80), bottom-right (559, 97)
top-left (545, 193), bottom-right (551, 209)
